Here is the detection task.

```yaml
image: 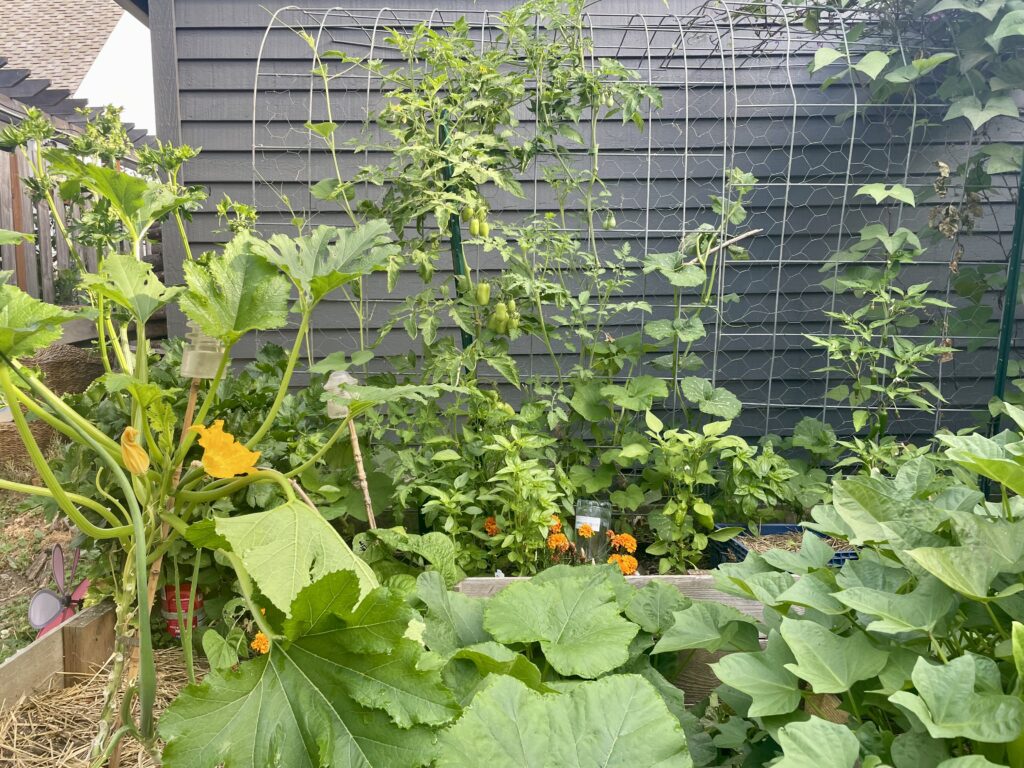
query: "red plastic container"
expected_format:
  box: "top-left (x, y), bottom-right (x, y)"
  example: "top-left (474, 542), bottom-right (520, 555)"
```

top-left (162, 583), bottom-right (205, 638)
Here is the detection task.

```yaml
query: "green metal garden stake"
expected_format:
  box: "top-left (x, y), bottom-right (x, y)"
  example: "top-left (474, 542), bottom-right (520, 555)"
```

top-left (990, 167), bottom-right (1024, 437)
top-left (439, 117), bottom-right (474, 350)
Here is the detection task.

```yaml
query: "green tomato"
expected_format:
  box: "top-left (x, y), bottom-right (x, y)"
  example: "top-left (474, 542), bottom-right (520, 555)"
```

top-left (475, 281), bottom-right (491, 306)
top-left (480, 221), bottom-right (490, 238)
top-left (469, 217), bottom-right (481, 237)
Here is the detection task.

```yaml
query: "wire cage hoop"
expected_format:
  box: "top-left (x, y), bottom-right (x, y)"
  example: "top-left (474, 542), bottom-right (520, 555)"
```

top-left (248, 1), bottom-right (1021, 439)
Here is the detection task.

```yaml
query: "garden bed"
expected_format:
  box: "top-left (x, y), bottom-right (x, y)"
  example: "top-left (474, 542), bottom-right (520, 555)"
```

top-left (0, 602), bottom-right (115, 711)
top-left (710, 523), bottom-right (857, 567)
top-left (456, 573), bottom-right (763, 618)
top-left (0, 647), bottom-right (197, 767)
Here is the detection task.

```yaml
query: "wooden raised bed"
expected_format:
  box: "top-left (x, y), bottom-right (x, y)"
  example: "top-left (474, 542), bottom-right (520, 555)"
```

top-left (0, 602), bottom-right (115, 710)
top-left (456, 573), bottom-right (763, 619)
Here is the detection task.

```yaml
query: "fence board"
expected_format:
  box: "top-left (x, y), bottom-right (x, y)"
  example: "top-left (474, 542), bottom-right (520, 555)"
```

top-left (11, 151), bottom-right (37, 296)
top-left (52, 191), bottom-right (71, 273)
top-left (37, 200), bottom-right (55, 302)
top-left (0, 151), bottom-right (12, 272)
top-left (75, 205), bottom-right (97, 272)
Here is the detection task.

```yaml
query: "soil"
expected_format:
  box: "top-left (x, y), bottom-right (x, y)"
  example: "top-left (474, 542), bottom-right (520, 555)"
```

top-left (0, 480), bottom-right (72, 665)
top-left (740, 531), bottom-right (854, 555)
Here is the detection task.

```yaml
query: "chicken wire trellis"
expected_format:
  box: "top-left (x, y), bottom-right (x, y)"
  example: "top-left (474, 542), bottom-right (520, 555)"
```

top-left (247, 1), bottom-right (1019, 438)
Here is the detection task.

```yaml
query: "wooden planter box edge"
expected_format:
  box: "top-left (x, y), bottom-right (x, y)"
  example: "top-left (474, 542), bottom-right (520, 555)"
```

top-left (0, 601), bottom-right (116, 710)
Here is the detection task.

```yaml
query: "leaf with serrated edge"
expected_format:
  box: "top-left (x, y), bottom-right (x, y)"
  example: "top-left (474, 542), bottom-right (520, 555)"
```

top-left (160, 572), bottom-right (449, 768)
top-left (417, 571), bottom-right (489, 656)
top-left (210, 499), bottom-right (377, 615)
top-left (180, 233), bottom-right (290, 345)
top-left (436, 674), bottom-right (692, 768)
top-left (0, 284), bottom-right (76, 359)
top-left (483, 565), bottom-right (638, 678)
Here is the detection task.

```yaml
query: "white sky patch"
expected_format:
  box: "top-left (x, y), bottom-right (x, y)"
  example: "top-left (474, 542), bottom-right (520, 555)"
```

top-left (75, 11), bottom-right (155, 133)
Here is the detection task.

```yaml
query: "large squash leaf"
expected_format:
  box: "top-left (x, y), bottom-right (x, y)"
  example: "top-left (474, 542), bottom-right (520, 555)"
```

top-left (179, 233), bottom-right (290, 345)
top-left (0, 284), bottom-right (76, 359)
top-left (45, 151), bottom-right (190, 243)
top-left (188, 499), bottom-right (377, 615)
top-left (435, 674), bottom-right (692, 768)
top-left (256, 221), bottom-right (397, 306)
top-left (416, 571), bottom-right (489, 655)
top-left (161, 571), bottom-right (453, 768)
top-left (80, 254), bottom-right (183, 325)
top-left (482, 566), bottom-right (639, 678)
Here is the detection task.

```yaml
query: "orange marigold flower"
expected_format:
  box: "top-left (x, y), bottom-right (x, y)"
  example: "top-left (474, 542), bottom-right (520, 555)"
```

top-left (578, 523), bottom-right (594, 539)
top-left (250, 631), bottom-right (270, 655)
top-left (547, 532), bottom-right (570, 552)
top-left (611, 532), bottom-right (638, 554)
top-left (608, 554), bottom-right (639, 575)
top-left (606, 528), bottom-right (615, 539)
top-left (191, 420), bottom-right (261, 479)
top-left (549, 515), bottom-right (562, 534)
top-left (120, 426), bottom-right (150, 476)
top-left (484, 516), bottom-right (500, 536)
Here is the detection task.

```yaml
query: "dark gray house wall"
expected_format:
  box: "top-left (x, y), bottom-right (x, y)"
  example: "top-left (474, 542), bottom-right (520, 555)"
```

top-left (150, 0), bottom-right (1022, 437)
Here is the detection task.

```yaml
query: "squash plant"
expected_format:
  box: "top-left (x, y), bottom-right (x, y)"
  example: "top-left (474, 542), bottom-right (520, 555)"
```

top-left (0, 119), bottom-right (427, 760)
top-left (161, 564), bottom-right (698, 766)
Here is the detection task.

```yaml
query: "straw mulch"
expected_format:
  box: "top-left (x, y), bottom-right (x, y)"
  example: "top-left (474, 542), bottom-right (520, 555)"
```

top-left (0, 648), bottom-right (202, 768)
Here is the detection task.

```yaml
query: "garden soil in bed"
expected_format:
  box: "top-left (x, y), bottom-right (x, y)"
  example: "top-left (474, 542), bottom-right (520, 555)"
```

top-left (740, 531), bottom-right (853, 555)
top-left (0, 648), bottom-right (202, 767)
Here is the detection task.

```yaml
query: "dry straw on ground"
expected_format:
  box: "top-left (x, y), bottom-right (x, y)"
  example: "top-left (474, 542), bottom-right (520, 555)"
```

top-left (0, 648), bottom-right (200, 767)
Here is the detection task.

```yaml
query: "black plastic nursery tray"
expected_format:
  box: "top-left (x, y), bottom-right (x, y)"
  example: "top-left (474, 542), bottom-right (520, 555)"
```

top-left (710, 523), bottom-right (857, 568)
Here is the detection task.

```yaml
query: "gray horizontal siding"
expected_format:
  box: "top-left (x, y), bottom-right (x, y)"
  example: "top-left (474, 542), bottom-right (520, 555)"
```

top-left (153, 0), bottom-right (1024, 438)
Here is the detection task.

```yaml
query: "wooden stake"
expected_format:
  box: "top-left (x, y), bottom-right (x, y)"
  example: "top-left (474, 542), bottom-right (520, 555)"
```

top-left (348, 419), bottom-right (376, 529)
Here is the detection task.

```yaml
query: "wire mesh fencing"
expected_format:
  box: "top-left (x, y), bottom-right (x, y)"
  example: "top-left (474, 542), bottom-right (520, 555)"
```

top-left (246, 1), bottom-right (1021, 438)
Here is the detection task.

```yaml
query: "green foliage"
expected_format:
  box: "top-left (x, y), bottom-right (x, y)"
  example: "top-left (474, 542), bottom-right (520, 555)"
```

top-left (436, 674), bottom-right (692, 768)
top-left (81, 254), bottom-right (183, 325)
top-left (255, 221), bottom-right (397, 308)
top-left (160, 571), bottom-right (450, 767)
top-left (179, 233), bottom-right (291, 345)
top-left (483, 566), bottom-right (639, 677)
top-left (0, 283), bottom-right (77, 359)
top-left (187, 499), bottom-right (378, 614)
top-left (807, 214), bottom-right (952, 464)
top-left (667, 442), bottom-right (1024, 766)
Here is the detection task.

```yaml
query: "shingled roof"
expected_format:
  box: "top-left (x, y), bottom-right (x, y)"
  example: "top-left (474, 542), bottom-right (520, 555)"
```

top-left (0, 0), bottom-right (126, 92)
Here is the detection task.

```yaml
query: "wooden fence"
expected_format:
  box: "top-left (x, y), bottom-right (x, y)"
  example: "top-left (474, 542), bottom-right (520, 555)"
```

top-left (0, 149), bottom-right (94, 304)
top-left (0, 149), bottom-right (166, 339)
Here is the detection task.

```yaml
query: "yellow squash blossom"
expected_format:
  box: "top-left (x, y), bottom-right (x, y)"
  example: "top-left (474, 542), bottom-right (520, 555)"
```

top-left (191, 420), bottom-right (260, 479)
top-left (120, 427), bottom-right (150, 476)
